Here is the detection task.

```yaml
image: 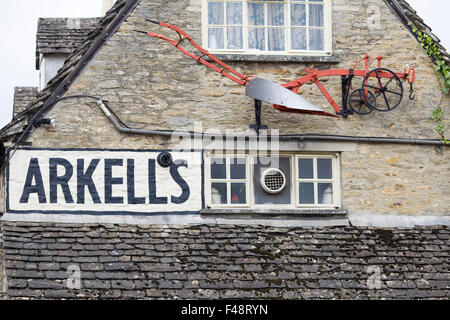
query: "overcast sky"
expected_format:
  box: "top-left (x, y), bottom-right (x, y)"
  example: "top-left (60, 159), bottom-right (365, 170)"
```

top-left (0, 0), bottom-right (449, 129)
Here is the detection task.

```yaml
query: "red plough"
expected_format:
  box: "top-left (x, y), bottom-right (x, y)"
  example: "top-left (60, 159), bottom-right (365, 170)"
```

top-left (136, 22), bottom-right (416, 130)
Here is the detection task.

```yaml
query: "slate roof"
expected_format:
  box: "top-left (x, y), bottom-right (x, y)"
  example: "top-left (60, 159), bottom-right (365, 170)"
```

top-left (385, 0), bottom-right (449, 62)
top-left (1, 221), bottom-right (448, 299)
top-left (35, 18), bottom-right (101, 70)
top-left (12, 87), bottom-right (38, 118)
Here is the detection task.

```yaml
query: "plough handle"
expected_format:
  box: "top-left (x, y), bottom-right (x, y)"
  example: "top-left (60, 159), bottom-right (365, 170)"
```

top-left (137, 21), bottom-right (253, 87)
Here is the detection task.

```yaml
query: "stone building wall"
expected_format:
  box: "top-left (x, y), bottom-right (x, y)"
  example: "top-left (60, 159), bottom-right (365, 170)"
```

top-left (30, 0), bottom-right (449, 140)
top-left (22, 0), bottom-right (449, 216)
top-left (2, 221), bottom-right (449, 300)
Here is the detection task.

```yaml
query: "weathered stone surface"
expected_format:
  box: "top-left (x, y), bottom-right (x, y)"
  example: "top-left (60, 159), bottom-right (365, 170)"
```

top-left (1, 221), bottom-right (448, 300)
top-left (12, 87), bottom-right (38, 117)
top-left (3, 0), bottom-right (445, 217)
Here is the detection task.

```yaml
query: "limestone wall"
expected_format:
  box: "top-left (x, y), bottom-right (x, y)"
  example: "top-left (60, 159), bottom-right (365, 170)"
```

top-left (22, 0), bottom-right (450, 216)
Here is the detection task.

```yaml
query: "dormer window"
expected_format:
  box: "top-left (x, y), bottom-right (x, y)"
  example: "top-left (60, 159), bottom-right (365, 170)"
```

top-left (202, 0), bottom-right (332, 56)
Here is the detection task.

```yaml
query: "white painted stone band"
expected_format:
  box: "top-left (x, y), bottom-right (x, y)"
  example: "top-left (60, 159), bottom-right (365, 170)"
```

top-left (2, 212), bottom-right (450, 228)
top-left (349, 213), bottom-right (450, 228)
top-left (1, 212), bottom-right (349, 228)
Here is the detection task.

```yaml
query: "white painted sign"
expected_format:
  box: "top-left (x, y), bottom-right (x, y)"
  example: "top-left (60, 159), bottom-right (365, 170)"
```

top-left (6, 149), bottom-right (203, 215)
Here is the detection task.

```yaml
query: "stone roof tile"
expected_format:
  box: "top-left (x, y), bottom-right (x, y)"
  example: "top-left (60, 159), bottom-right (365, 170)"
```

top-left (2, 221), bottom-right (449, 300)
top-left (35, 18), bottom-right (101, 69)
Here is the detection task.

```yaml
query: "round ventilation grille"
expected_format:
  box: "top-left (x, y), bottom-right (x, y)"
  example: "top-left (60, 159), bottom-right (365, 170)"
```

top-left (260, 168), bottom-right (286, 194)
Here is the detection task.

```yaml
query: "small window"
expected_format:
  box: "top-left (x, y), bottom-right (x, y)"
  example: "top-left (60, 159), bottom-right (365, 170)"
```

top-left (208, 156), bottom-right (250, 207)
top-left (296, 155), bottom-right (339, 207)
top-left (202, 0), bottom-right (332, 55)
top-left (206, 153), bottom-right (340, 210)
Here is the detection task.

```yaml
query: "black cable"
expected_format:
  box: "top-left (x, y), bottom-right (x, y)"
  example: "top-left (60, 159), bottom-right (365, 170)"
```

top-left (103, 101), bottom-right (131, 129)
top-left (2, 94), bottom-right (110, 170)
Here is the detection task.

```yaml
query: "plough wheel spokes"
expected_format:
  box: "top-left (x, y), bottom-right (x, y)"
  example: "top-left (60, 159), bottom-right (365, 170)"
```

top-left (349, 89), bottom-right (375, 115)
top-left (362, 68), bottom-right (403, 112)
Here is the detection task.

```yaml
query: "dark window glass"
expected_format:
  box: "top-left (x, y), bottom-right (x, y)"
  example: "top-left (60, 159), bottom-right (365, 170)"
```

top-left (230, 158), bottom-right (246, 179)
top-left (318, 183), bottom-right (333, 204)
top-left (211, 183), bottom-right (227, 204)
top-left (211, 158), bottom-right (226, 179)
top-left (299, 182), bottom-right (315, 204)
top-left (299, 158), bottom-right (314, 179)
top-left (317, 159), bottom-right (332, 179)
top-left (231, 183), bottom-right (246, 204)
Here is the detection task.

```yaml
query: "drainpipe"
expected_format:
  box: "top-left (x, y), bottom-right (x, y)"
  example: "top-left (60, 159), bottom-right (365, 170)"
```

top-left (97, 101), bottom-right (448, 146)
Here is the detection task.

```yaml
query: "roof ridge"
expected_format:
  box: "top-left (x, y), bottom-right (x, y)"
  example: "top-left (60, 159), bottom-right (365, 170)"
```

top-left (35, 16), bottom-right (102, 69)
top-left (385, 0), bottom-right (449, 61)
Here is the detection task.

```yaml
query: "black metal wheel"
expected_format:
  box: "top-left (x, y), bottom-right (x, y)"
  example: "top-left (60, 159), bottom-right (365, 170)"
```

top-left (349, 89), bottom-right (375, 115)
top-left (362, 68), bottom-right (403, 112)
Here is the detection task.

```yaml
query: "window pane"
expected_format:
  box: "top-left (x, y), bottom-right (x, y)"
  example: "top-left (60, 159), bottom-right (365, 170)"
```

top-left (309, 29), bottom-right (324, 50)
top-left (291, 4), bottom-right (306, 26)
top-left (208, 2), bottom-right (224, 25)
top-left (299, 183), bottom-right (315, 204)
top-left (298, 158), bottom-right (313, 179)
top-left (291, 28), bottom-right (307, 50)
top-left (268, 3), bottom-right (284, 26)
top-left (211, 183), bottom-right (227, 204)
top-left (231, 183), bottom-right (246, 204)
top-left (268, 28), bottom-right (285, 51)
top-left (309, 4), bottom-right (324, 27)
top-left (248, 28), bottom-right (265, 50)
top-left (226, 2), bottom-right (242, 25)
top-left (227, 27), bottom-right (243, 49)
top-left (248, 3), bottom-right (264, 26)
top-left (211, 158), bottom-right (226, 179)
top-left (318, 183), bottom-right (333, 204)
top-left (208, 28), bottom-right (224, 49)
top-left (317, 158), bottom-right (332, 179)
top-left (230, 158), bottom-right (246, 179)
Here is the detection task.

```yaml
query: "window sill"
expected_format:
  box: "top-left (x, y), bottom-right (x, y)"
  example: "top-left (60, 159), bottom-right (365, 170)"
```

top-left (200, 208), bottom-right (348, 217)
top-left (206, 53), bottom-right (341, 63)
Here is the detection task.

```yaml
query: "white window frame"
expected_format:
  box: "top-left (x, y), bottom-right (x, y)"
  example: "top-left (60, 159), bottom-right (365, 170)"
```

top-left (295, 154), bottom-right (341, 209)
top-left (201, 0), bottom-right (333, 56)
top-left (205, 154), bottom-right (251, 208)
top-left (205, 152), bottom-right (341, 210)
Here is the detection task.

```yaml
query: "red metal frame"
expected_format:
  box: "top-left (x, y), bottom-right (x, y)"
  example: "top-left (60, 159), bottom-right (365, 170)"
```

top-left (138, 23), bottom-right (416, 116)
top-left (278, 54), bottom-right (415, 113)
top-left (142, 21), bottom-right (254, 87)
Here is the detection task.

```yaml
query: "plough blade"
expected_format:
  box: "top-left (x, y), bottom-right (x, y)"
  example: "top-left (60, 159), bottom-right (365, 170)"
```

top-left (246, 78), bottom-right (323, 112)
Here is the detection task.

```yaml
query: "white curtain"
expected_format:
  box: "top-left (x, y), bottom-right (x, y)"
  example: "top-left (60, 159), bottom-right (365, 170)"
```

top-left (208, 1), bottom-right (243, 50)
top-left (267, 2), bottom-right (285, 51)
top-left (208, 0), bottom-right (325, 52)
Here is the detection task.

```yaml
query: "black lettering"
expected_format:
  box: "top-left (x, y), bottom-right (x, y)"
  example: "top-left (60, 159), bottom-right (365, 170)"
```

top-left (77, 159), bottom-right (101, 204)
top-left (49, 158), bottom-right (74, 204)
top-left (127, 159), bottom-right (145, 204)
top-left (148, 159), bottom-right (167, 204)
top-left (104, 159), bottom-right (124, 204)
top-left (170, 160), bottom-right (190, 204)
top-left (19, 158), bottom-right (46, 203)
